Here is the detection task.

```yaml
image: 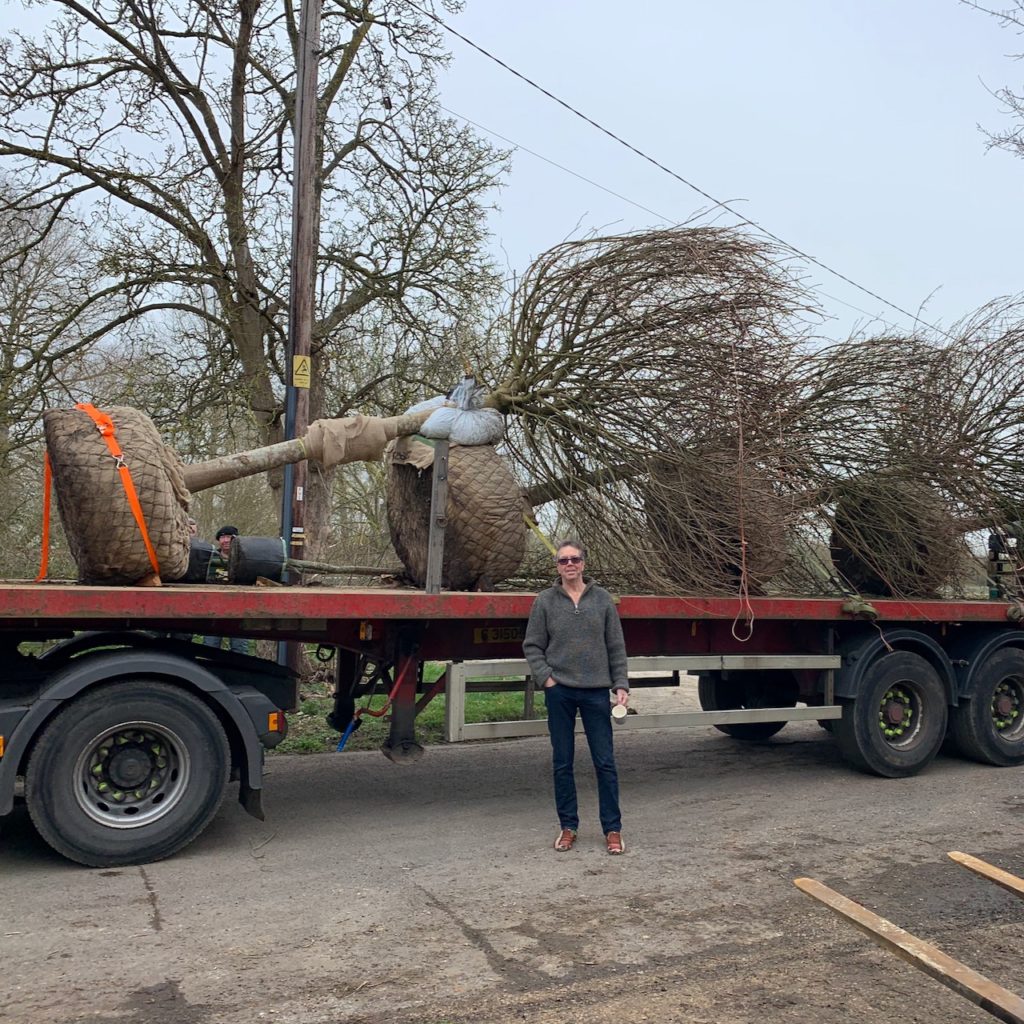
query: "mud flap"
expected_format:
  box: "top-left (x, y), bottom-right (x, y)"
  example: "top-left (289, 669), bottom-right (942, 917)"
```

top-left (239, 783), bottom-right (264, 820)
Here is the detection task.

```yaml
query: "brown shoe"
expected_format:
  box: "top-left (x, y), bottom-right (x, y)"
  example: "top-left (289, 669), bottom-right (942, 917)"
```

top-left (554, 828), bottom-right (577, 852)
top-left (605, 831), bottom-right (625, 855)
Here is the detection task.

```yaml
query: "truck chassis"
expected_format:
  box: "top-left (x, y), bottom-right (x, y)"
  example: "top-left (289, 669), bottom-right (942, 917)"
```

top-left (2, 583), bottom-right (1022, 866)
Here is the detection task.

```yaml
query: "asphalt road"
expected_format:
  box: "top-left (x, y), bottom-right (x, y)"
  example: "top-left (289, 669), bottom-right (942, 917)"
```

top-left (3, 712), bottom-right (1024, 1024)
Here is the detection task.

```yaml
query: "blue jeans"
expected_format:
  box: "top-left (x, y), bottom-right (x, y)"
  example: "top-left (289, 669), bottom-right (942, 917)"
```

top-left (203, 635), bottom-right (252, 655)
top-left (544, 684), bottom-right (621, 834)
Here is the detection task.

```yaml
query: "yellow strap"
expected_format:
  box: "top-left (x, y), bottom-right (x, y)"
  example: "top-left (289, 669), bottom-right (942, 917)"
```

top-left (523, 512), bottom-right (557, 556)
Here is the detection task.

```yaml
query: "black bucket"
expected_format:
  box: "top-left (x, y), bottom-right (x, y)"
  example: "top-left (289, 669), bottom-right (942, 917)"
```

top-left (178, 539), bottom-right (219, 583)
top-left (228, 536), bottom-right (287, 584)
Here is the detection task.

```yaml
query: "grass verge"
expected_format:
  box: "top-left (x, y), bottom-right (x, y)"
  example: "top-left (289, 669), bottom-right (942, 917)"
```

top-left (273, 671), bottom-right (546, 755)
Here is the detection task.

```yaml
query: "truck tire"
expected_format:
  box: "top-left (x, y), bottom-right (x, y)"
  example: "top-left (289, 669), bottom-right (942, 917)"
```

top-left (947, 648), bottom-right (1024, 766)
top-left (697, 671), bottom-right (797, 741)
top-left (834, 651), bottom-right (947, 778)
top-left (25, 680), bottom-right (230, 867)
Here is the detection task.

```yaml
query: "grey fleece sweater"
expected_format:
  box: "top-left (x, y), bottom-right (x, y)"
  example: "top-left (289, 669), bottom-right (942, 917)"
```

top-left (522, 580), bottom-right (629, 692)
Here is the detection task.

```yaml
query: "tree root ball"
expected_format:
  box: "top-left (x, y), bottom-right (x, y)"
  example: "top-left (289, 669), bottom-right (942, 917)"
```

top-left (43, 406), bottom-right (191, 584)
top-left (642, 451), bottom-right (791, 594)
top-left (829, 473), bottom-right (963, 598)
top-left (385, 439), bottom-right (528, 590)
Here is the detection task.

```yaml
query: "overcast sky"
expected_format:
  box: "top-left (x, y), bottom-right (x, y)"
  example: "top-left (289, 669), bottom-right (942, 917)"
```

top-left (435, 0), bottom-right (1024, 340)
top-left (5, 0), bottom-right (1021, 342)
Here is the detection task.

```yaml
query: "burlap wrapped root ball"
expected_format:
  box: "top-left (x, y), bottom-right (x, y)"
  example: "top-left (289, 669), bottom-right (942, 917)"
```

top-left (829, 472), bottom-right (965, 598)
top-left (641, 449), bottom-right (793, 595)
top-left (385, 438), bottom-right (529, 589)
top-left (43, 406), bottom-right (191, 584)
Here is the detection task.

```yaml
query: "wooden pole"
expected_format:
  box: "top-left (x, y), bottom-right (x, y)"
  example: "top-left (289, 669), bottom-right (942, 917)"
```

top-left (282, 0), bottom-right (320, 567)
top-left (279, 0), bottom-right (320, 669)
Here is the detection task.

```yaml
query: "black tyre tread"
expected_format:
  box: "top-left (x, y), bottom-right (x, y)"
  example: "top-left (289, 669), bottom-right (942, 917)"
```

top-left (697, 671), bottom-right (795, 741)
top-left (948, 647), bottom-right (1024, 767)
top-left (834, 651), bottom-right (947, 778)
top-left (25, 680), bottom-right (230, 867)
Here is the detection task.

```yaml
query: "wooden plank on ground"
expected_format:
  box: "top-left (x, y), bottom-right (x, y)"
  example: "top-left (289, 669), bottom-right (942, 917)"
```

top-left (949, 851), bottom-right (1024, 900)
top-left (794, 877), bottom-right (1024, 1024)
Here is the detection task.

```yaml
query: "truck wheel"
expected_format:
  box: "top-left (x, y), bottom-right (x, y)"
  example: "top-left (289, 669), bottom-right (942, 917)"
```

top-left (834, 651), bottom-right (947, 777)
top-left (697, 671), bottom-right (797, 741)
top-left (25, 680), bottom-right (230, 867)
top-left (947, 648), bottom-right (1024, 766)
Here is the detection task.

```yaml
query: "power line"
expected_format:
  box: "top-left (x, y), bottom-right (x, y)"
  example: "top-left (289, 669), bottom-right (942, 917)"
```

top-left (446, 102), bottom-right (925, 337)
top-left (440, 104), bottom-right (672, 223)
top-left (408, 0), bottom-right (953, 339)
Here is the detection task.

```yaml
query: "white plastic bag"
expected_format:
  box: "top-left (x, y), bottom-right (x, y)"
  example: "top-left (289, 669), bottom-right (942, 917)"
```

top-left (420, 406), bottom-right (505, 445)
top-left (404, 395), bottom-right (448, 416)
top-left (407, 377), bottom-right (505, 445)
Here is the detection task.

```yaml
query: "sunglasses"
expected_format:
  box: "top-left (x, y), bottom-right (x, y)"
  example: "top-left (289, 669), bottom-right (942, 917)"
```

top-left (556, 556), bottom-right (583, 565)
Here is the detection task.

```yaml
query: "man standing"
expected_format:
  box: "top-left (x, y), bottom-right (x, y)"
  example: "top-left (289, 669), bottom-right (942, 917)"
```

top-left (523, 539), bottom-right (630, 854)
top-left (208, 524), bottom-right (238, 583)
top-left (202, 526), bottom-right (252, 654)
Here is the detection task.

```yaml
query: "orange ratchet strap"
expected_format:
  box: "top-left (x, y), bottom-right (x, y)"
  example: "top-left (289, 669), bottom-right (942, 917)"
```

top-left (35, 452), bottom-right (53, 581)
top-left (75, 402), bottom-right (161, 577)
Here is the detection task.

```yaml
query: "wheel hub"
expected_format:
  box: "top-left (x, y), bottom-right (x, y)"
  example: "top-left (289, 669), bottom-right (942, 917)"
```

top-left (883, 701), bottom-right (905, 726)
top-left (90, 731), bottom-right (170, 803)
top-left (878, 687), bottom-right (915, 740)
top-left (992, 681), bottom-right (1022, 732)
top-left (106, 746), bottom-right (153, 788)
top-left (75, 723), bottom-right (186, 828)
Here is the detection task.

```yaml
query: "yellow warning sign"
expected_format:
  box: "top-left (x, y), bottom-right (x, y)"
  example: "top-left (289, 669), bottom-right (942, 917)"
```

top-left (292, 356), bottom-right (311, 389)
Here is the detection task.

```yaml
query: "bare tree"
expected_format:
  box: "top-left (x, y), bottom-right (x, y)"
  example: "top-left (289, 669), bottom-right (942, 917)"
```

top-left (962, 1), bottom-right (1024, 157)
top-left (0, 191), bottom-right (127, 575)
top-left (0, 190), bottom-right (123, 452)
top-left (0, 0), bottom-right (506, 551)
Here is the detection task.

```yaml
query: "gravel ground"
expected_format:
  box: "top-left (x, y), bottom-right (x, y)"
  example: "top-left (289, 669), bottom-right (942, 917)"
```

top-left (2, 682), bottom-right (1023, 1024)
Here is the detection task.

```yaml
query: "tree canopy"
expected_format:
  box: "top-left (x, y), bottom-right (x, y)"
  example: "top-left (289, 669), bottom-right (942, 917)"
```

top-left (0, 0), bottom-right (507, 433)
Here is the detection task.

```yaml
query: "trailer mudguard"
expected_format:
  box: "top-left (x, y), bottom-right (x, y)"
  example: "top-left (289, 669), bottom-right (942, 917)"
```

top-left (835, 628), bottom-right (958, 705)
top-left (0, 649), bottom-right (268, 818)
top-left (943, 629), bottom-right (1024, 701)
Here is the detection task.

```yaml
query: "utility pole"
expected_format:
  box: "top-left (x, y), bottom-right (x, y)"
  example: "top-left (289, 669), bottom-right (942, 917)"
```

top-left (279, 0), bottom-right (321, 666)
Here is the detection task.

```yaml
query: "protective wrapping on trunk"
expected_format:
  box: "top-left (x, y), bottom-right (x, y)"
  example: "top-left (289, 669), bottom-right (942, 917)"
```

top-left (385, 438), bottom-right (528, 589)
top-left (42, 406), bottom-right (192, 584)
top-left (304, 412), bottom-right (430, 468)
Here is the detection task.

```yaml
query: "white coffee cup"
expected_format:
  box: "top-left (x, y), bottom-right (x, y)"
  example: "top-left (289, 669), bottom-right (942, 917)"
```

top-left (611, 703), bottom-right (628, 723)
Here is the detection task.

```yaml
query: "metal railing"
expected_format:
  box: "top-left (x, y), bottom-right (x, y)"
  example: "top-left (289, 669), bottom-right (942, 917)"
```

top-left (443, 654), bottom-right (842, 742)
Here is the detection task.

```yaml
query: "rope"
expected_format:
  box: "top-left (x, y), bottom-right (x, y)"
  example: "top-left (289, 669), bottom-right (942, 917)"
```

top-left (336, 657), bottom-right (415, 752)
top-left (729, 335), bottom-right (755, 643)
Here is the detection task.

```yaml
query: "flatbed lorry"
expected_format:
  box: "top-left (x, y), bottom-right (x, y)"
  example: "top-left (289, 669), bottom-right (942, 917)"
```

top-left (2, 582), bottom-right (1023, 866)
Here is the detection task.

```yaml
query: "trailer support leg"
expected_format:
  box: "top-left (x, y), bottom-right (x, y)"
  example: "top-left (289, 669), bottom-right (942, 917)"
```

top-left (382, 650), bottom-right (424, 764)
top-left (326, 649), bottom-right (361, 733)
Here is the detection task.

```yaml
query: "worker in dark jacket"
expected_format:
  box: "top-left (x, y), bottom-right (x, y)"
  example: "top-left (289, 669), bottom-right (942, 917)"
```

top-left (202, 526), bottom-right (252, 654)
top-left (523, 539), bottom-right (629, 854)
